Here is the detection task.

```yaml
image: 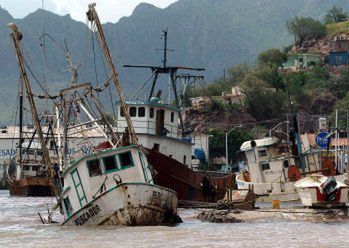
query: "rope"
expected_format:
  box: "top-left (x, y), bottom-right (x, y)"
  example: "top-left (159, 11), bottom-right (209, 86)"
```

top-left (129, 69), bottom-right (158, 100)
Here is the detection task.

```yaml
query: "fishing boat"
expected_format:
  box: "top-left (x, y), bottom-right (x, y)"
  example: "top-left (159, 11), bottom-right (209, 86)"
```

top-left (61, 144), bottom-right (179, 225)
top-left (7, 22), bottom-right (56, 197)
top-left (119, 30), bottom-right (233, 203)
top-left (294, 175), bottom-right (349, 208)
top-left (7, 142), bottom-right (55, 196)
top-left (235, 137), bottom-right (323, 202)
top-left (8, 3), bottom-right (180, 226)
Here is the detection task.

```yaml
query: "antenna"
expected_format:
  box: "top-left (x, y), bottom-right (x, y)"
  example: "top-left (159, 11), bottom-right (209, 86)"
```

top-left (156, 29), bottom-right (174, 68)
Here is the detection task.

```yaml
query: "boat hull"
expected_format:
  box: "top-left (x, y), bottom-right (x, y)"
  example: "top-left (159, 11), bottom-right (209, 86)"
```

top-left (62, 183), bottom-right (180, 226)
top-left (9, 177), bottom-right (54, 197)
top-left (295, 176), bottom-right (349, 208)
top-left (236, 174), bottom-right (299, 202)
top-left (146, 149), bottom-right (233, 203)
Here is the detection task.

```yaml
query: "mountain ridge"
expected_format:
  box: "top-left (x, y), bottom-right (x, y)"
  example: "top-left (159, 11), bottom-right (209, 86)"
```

top-left (1, 0), bottom-right (349, 123)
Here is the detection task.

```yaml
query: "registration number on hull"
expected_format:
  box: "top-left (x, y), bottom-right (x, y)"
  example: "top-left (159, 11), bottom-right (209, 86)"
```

top-left (74, 204), bottom-right (102, 226)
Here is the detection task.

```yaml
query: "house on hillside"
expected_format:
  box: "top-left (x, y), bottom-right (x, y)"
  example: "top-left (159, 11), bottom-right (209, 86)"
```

top-left (190, 96), bottom-right (212, 108)
top-left (329, 38), bottom-right (349, 66)
top-left (221, 86), bottom-right (245, 105)
top-left (190, 86), bottom-right (246, 108)
top-left (282, 53), bottom-right (321, 69)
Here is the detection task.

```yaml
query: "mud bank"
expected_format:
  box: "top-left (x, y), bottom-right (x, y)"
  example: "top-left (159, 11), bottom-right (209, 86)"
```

top-left (197, 207), bottom-right (349, 223)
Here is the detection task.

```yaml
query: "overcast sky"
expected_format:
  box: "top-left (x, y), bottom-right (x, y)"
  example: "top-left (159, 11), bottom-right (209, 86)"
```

top-left (0, 0), bottom-right (178, 23)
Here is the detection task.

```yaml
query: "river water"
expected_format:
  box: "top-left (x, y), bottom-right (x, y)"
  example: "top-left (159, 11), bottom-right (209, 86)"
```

top-left (0, 190), bottom-right (348, 248)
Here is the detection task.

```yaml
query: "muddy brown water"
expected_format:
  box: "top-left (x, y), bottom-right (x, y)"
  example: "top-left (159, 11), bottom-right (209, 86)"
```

top-left (0, 190), bottom-right (348, 248)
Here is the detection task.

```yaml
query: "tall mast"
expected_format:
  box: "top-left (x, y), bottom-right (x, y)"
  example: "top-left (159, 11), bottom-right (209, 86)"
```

top-left (86, 3), bottom-right (137, 144)
top-left (9, 23), bottom-right (52, 176)
top-left (16, 77), bottom-right (24, 180)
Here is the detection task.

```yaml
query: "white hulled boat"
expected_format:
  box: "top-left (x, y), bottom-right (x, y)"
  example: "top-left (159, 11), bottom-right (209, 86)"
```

top-left (294, 175), bottom-right (349, 208)
top-left (236, 137), bottom-right (322, 202)
top-left (61, 144), bottom-right (179, 226)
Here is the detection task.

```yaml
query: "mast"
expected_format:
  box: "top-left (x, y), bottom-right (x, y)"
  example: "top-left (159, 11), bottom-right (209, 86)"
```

top-left (16, 77), bottom-right (24, 180)
top-left (87, 3), bottom-right (137, 145)
top-left (9, 23), bottom-right (52, 178)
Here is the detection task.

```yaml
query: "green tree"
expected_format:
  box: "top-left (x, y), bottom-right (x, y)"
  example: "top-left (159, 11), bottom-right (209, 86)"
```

top-left (332, 92), bottom-right (349, 128)
top-left (254, 65), bottom-right (285, 90)
top-left (325, 5), bottom-right (348, 24)
top-left (257, 48), bottom-right (287, 67)
top-left (328, 66), bottom-right (349, 98)
top-left (208, 128), bottom-right (253, 165)
top-left (241, 75), bottom-right (286, 121)
top-left (286, 17), bottom-right (327, 46)
top-left (228, 62), bottom-right (250, 85)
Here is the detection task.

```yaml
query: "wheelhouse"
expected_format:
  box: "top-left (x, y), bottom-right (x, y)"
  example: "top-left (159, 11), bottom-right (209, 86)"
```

top-left (61, 145), bottom-right (153, 218)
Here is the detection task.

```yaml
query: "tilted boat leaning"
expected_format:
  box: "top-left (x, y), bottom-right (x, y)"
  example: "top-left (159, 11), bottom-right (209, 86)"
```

top-left (8, 3), bottom-right (181, 226)
top-left (61, 145), bottom-right (179, 226)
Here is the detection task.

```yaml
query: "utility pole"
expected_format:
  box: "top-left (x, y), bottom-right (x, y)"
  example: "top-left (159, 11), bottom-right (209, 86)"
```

top-left (87, 3), bottom-right (137, 144)
top-left (225, 125), bottom-right (243, 167)
top-left (335, 109), bottom-right (338, 171)
top-left (347, 110), bottom-right (349, 172)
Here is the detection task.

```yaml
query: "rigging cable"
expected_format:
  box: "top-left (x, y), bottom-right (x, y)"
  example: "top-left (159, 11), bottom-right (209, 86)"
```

top-left (94, 30), bottom-right (116, 118)
top-left (9, 84), bottom-right (20, 150)
top-left (129, 69), bottom-right (158, 100)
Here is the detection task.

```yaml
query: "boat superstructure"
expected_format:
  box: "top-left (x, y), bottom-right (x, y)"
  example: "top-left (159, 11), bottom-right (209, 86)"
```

top-left (117, 30), bottom-right (233, 203)
top-left (236, 137), bottom-right (322, 202)
top-left (115, 99), bottom-right (192, 166)
top-left (61, 144), bottom-right (178, 225)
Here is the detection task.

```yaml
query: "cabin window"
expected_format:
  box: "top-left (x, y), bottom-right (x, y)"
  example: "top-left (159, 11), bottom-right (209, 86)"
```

top-left (171, 112), bottom-right (175, 122)
top-left (150, 108), bottom-right (154, 118)
top-left (32, 166), bottom-right (39, 171)
top-left (36, 150), bottom-right (43, 156)
top-left (153, 143), bottom-right (160, 152)
top-left (63, 197), bottom-right (73, 217)
top-left (261, 163), bottom-right (270, 171)
top-left (119, 151), bottom-right (134, 169)
top-left (138, 107), bottom-right (145, 117)
top-left (183, 155), bottom-right (187, 165)
top-left (87, 159), bottom-right (102, 177)
top-left (130, 107), bottom-right (137, 117)
top-left (283, 160), bottom-right (289, 168)
top-left (103, 156), bottom-right (118, 172)
top-left (27, 149), bottom-right (35, 156)
top-left (120, 107), bottom-right (125, 117)
top-left (23, 165), bottom-right (30, 171)
top-left (258, 149), bottom-right (267, 157)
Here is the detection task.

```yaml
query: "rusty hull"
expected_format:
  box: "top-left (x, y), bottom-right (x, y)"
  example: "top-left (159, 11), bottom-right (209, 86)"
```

top-left (9, 177), bottom-right (54, 197)
top-left (146, 149), bottom-right (233, 203)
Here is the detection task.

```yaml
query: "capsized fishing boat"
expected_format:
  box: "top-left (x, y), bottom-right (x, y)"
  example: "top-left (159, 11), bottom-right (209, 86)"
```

top-left (295, 175), bottom-right (349, 208)
top-left (8, 3), bottom-right (180, 226)
top-left (61, 144), bottom-right (179, 226)
top-left (60, 3), bottom-right (180, 226)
